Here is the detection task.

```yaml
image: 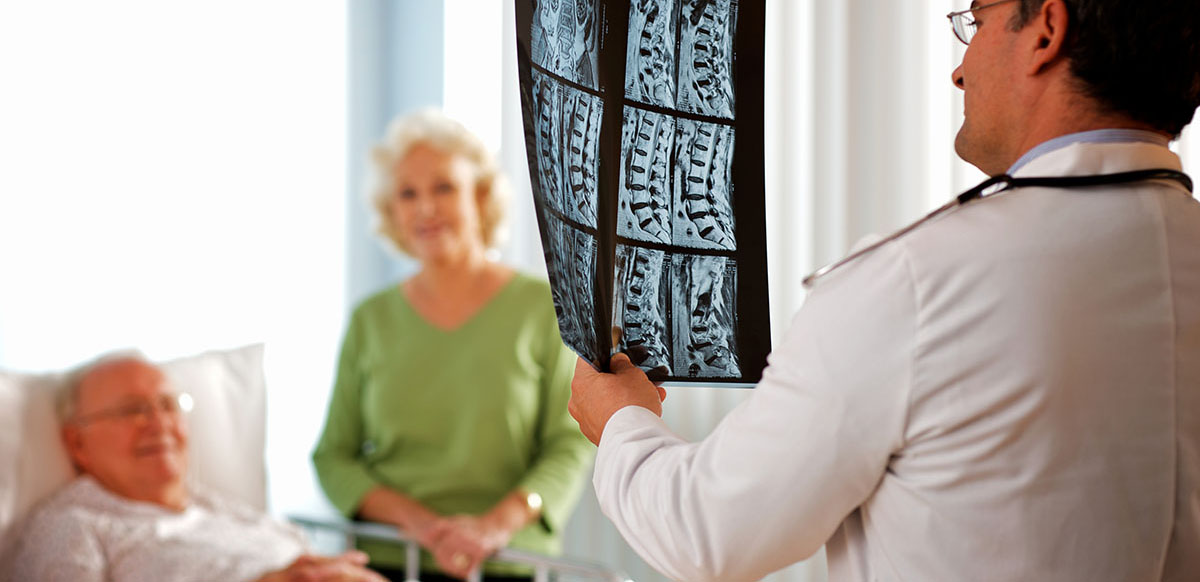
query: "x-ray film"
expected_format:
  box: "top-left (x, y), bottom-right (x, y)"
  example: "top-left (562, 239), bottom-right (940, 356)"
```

top-left (532, 0), bottom-right (601, 89)
top-left (543, 216), bottom-right (601, 361)
top-left (672, 254), bottom-right (739, 377)
top-left (625, 0), bottom-right (678, 108)
top-left (613, 244), bottom-right (672, 372)
top-left (519, 0), bottom-right (768, 386)
top-left (618, 107), bottom-right (674, 244)
top-left (676, 0), bottom-right (736, 118)
top-left (673, 119), bottom-right (735, 250)
top-left (532, 70), bottom-right (604, 228)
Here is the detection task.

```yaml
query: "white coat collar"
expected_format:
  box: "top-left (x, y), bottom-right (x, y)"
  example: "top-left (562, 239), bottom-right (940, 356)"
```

top-left (1013, 140), bottom-right (1184, 182)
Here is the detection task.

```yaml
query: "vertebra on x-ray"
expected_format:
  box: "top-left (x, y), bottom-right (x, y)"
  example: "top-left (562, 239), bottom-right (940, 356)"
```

top-left (618, 107), bottom-right (674, 244)
top-left (531, 0), bottom-right (600, 89)
top-left (624, 0), bottom-right (677, 107)
top-left (677, 0), bottom-right (736, 118)
top-left (613, 244), bottom-right (672, 372)
top-left (543, 217), bottom-right (599, 361)
top-left (532, 71), bottom-right (603, 229)
top-left (673, 119), bottom-right (736, 250)
top-left (672, 253), bottom-right (739, 378)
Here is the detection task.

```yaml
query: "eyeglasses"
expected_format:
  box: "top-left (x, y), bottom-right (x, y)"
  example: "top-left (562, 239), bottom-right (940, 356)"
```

top-left (71, 392), bottom-right (193, 426)
top-left (947, 0), bottom-right (1018, 45)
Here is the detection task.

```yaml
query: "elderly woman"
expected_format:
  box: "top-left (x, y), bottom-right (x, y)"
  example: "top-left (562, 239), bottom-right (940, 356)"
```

top-left (312, 110), bottom-right (593, 582)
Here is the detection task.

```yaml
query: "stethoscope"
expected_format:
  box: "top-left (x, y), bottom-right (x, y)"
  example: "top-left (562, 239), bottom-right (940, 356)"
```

top-left (801, 168), bottom-right (1194, 289)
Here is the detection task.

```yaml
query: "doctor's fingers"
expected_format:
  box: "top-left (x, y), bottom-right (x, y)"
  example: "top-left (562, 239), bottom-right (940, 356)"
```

top-left (612, 349), bottom-right (669, 395)
top-left (610, 353), bottom-right (666, 404)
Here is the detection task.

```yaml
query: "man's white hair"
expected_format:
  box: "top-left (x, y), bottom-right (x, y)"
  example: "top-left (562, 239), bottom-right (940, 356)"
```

top-left (56, 349), bottom-right (152, 424)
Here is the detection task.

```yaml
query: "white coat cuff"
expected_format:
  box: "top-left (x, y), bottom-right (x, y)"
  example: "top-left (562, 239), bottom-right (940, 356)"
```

top-left (598, 405), bottom-right (664, 447)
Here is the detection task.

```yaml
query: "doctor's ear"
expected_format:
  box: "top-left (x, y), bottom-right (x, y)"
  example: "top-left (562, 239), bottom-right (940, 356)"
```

top-left (1027, 0), bottom-right (1070, 75)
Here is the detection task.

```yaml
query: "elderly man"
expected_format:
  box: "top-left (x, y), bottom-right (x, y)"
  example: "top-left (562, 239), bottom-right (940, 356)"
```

top-left (8, 355), bottom-right (386, 582)
top-left (570, 1), bottom-right (1200, 581)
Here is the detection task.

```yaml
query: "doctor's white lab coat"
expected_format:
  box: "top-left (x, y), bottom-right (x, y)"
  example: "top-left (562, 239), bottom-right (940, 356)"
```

top-left (593, 140), bottom-right (1200, 582)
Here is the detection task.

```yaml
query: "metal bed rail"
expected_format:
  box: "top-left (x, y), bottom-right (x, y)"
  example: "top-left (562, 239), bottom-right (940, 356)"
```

top-left (289, 514), bottom-right (633, 582)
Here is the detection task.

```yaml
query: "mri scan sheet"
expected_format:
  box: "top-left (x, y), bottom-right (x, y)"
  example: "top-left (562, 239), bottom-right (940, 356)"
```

top-left (518, 0), bottom-right (768, 386)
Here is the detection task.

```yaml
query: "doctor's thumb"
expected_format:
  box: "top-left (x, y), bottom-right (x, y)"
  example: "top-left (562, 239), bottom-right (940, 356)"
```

top-left (611, 353), bottom-right (657, 385)
top-left (609, 352), bottom-right (637, 373)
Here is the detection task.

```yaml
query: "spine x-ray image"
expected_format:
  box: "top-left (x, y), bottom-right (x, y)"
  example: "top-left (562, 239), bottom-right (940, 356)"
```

top-left (626, 0), bottom-right (737, 119)
top-left (625, 0), bottom-right (678, 108)
top-left (544, 217), bottom-right (600, 361)
top-left (532, 0), bottom-right (600, 90)
top-left (533, 70), bottom-right (604, 229)
top-left (532, 72), bottom-right (566, 218)
top-left (618, 107), bottom-right (674, 244)
top-left (673, 119), bottom-right (735, 250)
top-left (562, 86), bottom-right (604, 227)
top-left (519, 0), bottom-right (768, 386)
top-left (677, 0), bottom-right (737, 118)
top-left (672, 254), bottom-right (739, 378)
top-left (613, 245), bottom-right (671, 372)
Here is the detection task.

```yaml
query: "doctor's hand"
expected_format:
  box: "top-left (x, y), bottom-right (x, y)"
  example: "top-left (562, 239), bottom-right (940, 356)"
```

top-left (569, 353), bottom-right (667, 446)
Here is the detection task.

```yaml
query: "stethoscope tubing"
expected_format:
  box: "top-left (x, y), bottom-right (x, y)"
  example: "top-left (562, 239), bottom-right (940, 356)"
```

top-left (801, 168), bottom-right (1193, 289)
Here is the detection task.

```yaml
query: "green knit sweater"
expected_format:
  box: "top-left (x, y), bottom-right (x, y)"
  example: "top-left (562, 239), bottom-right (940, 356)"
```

top-left (312, 273), bottom-right (594, 573)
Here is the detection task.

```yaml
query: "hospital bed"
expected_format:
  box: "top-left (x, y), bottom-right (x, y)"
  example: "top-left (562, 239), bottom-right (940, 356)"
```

top-left (0, 344), bottom-right (630, 582)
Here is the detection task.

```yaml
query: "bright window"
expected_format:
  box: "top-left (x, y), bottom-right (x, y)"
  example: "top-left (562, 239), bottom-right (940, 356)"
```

top-left (0, 0), bottom-right (347, 514)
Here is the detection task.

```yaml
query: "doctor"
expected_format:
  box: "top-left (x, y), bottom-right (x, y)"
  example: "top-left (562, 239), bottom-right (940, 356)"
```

top-left (569, 1), bottom-right (1200, 581)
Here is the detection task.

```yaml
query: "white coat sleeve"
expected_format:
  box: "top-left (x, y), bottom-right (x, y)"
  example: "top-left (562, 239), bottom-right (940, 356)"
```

top-left (593, 240), bottom-right (917, 582)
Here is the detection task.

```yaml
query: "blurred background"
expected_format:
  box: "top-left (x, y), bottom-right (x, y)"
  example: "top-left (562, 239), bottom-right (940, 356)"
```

top-left (3, 1), bottom-right (1199, 580)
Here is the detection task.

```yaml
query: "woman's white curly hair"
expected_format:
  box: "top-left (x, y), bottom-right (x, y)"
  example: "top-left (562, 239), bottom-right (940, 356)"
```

top-left (368, 109), bottom-right (511, 256)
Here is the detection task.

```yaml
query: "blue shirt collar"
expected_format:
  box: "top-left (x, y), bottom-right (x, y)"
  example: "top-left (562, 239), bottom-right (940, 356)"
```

top-left (1007, 129), bottom-right (1170, 175)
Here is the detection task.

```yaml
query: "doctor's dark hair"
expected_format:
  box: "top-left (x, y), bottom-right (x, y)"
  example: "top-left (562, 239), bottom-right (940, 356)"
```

top-left (1011, 0), bottom-right (1200, 137)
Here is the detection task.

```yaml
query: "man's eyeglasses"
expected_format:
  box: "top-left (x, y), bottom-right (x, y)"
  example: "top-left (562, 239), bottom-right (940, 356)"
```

top-left (71, 393), bottom-right (194, 426)
top-left (947, 0), bottom-right (1018, 45)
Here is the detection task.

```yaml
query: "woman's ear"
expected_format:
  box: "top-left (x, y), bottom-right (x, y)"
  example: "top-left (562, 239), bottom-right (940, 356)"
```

top-left (475, 183), bottom-right (491, 240)
top-left (369, 145), bottom-right (391, 167)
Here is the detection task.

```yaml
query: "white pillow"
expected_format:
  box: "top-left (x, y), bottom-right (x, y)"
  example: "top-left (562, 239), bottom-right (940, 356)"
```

top-left (0, 343), bottom-right (267, 556)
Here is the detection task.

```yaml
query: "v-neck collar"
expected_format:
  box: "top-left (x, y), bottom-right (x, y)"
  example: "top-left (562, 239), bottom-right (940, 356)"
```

top-left (396, 273), bottom-right (520, 334)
